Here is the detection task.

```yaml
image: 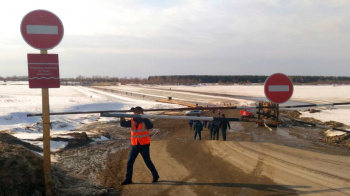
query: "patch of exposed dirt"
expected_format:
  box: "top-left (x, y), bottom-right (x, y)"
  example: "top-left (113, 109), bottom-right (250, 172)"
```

top-left (0, 133), bottom-right (45, 195)
top-left (52, 132), bottom-right (93, 150)
top-left (280, 110), bottom-right (350, 149)
top-left (323, 133), bottom-right (350, 148)
top-left (0, 132), bottom-right (43, 153)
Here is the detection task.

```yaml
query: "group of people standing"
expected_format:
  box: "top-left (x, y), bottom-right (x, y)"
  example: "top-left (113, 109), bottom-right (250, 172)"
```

top-left (190, 114), bottom-right (231, 141)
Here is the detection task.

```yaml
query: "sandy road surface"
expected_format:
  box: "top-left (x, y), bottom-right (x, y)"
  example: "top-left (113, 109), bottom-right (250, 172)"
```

top-left (118, 131), bottom-right (350, 196)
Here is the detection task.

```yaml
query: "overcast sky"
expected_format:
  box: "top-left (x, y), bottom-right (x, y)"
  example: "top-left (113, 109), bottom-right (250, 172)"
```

top-left (1, 0), bottom-right (350, 78)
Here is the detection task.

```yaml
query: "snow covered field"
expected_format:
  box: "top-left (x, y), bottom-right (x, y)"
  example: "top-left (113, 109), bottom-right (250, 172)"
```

top-left (159, 84), bottom-right (350, 104)
top-left (0, 82), bottom-right (177, 151)
top-left (1, 82), bottom-right (349, 151)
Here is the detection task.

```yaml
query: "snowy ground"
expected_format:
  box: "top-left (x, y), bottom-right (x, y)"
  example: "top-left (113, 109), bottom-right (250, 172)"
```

top-left (0, 82), bottom-right (177, 151)
top-left (1, 82), bottom-right (349, 151)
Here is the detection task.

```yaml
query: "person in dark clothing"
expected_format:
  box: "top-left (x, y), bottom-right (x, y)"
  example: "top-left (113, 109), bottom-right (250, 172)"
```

top-left (120, 106), bottom-right (159, 185)
top-left (211, 120), bottom-right (220, 140)
top-left (188, 120), bottom-right (194, 130)
top-left (219, 114), bottom-right (231, 141)
top-left (193, 120), bottom-right (203, 140)
top-left (203, 119), bottom-right (208, 128)
top-left (208, 121), bottom-right (213, 140)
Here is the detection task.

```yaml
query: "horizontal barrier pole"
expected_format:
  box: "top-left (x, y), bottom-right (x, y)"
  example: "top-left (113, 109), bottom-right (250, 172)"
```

top-left (26, 106), bottom-right (245, 117)
top-left (26, 102), bottom-right (350, 117)
top-left (101, 113), bottom-right (213, 120)
top-left (281, 115), bottom-right (350, 133)
top-left (100, 113), bottom-right (243, 121)
top-left (280, 102), bottom-right (350, 109)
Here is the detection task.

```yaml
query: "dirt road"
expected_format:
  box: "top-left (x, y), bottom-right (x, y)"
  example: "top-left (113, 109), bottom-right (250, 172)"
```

top-left (80, 109), bottom-right (350, 196)
top-left (116, 130), bottom-right (350, 195)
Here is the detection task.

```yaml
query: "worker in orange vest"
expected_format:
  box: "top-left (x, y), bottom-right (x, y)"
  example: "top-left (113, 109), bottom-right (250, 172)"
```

top-left (120, 106), bottom-right (159, 185)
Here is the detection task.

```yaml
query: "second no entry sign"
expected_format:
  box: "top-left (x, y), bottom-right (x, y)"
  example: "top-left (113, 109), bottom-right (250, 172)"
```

top-left (264, 73), bottom-right (294, 104)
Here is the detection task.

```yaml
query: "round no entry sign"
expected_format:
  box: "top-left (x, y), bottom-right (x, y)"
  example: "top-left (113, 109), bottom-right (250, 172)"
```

top-left (21, 10), bottom-right (64, 50)
top-left (264, 73), bottom-right (294, 104)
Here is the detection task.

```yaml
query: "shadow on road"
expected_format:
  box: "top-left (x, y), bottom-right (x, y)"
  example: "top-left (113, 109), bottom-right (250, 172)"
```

top-left (132, 180), bottom-right (308, 195)
top-left (133, 181), bottom-right (350, 195)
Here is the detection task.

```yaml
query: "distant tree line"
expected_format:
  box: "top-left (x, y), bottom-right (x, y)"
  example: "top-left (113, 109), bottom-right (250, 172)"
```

top-left (0, 76), bottom-right (28, 81)
top-left (147, 75), bottom-right (350, 85)
top-left (60, 75), bottom-right (148, 85)
top-left (2, 75), bottom-right (350, 85)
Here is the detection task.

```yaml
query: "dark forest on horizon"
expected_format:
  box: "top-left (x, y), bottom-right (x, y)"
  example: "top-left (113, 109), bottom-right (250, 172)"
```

top-left (2, 75), bottom-right (350, 85)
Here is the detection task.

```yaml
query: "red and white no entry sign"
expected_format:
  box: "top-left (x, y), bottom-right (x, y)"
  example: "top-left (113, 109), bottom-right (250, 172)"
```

top-left (264, 73), bottom-right (294, 104)
top-left (21, 10), bottom-right (64, 50)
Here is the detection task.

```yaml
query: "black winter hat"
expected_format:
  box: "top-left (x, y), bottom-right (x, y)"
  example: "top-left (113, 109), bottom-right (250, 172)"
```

top-left (132, 106), bottom-right (143, 113)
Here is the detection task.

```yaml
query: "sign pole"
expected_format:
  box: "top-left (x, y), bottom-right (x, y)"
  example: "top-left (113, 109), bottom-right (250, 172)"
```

top-left (41, 50), bottom-right (52, 196)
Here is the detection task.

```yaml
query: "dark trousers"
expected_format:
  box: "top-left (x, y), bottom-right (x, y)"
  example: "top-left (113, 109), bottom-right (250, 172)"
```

top-left (221, 128), bottom-right (227, 141)
top-left (194, 131), bottom-right (201, 140)
top-left (212, 130), bottom-right (219, 140)
top-left (125, 145), bottom-right (158, 181)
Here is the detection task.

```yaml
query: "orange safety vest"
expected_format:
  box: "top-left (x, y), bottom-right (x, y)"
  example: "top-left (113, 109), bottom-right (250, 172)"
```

top-left (130, 118), bottom-right (150, 146)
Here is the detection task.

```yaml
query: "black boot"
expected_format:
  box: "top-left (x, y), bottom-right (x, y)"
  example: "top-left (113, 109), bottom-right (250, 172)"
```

top-left (121, 179), bottom-right (132, 185)
top-left (152, 176), bottom-right (159, 183)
